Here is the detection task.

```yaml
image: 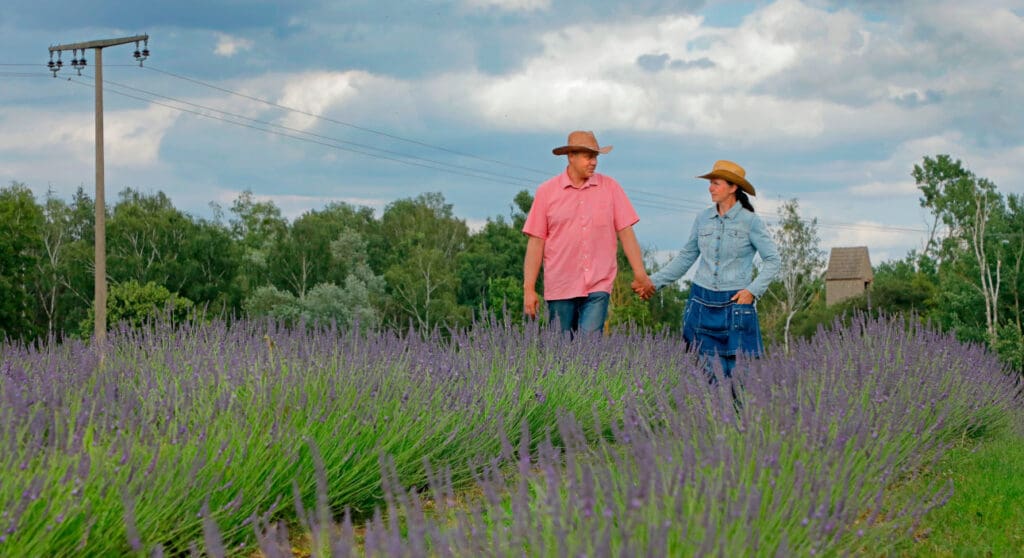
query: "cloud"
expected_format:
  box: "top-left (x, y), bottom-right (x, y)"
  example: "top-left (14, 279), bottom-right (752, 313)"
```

top-left (461, 0), bottom-right (551, 12)
top-left (0, 104), bottom-right (177, 168)
top-left (848, 180), bottom-right (918, 197)
top-left (214, 33), bottom-right (254, 57)
top-left (272, 70), bottom-right (401, 131)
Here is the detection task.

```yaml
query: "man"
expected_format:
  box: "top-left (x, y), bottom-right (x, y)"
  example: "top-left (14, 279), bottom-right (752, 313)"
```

top-left (522, 130), bottom-right (649, 334)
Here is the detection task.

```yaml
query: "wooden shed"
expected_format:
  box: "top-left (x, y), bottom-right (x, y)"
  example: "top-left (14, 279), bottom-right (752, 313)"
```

top-left (825, 246), bottom-right (873, 306)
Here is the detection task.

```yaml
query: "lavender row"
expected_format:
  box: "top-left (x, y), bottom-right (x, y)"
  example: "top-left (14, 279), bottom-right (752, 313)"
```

top-left (249, 316), bottom-right (1021, 557)
top-left (2, 315), bottom-right (1018, 556)
top-left (0, 317), bottom-right (685, 556)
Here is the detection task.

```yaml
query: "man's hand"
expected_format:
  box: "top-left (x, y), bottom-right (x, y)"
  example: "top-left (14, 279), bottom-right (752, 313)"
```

top-left (631, 275), bottom-right (656, 300)
top-left (731, 289), bottom-right (754, 305)
top-left (524, 289), bottom-right (541, 319)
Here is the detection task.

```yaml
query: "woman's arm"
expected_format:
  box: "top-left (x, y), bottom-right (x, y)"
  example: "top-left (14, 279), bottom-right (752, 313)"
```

top-left (650, 218), bottom-right (701, 289)
top-left (746, 215), bottom-right (781, 298)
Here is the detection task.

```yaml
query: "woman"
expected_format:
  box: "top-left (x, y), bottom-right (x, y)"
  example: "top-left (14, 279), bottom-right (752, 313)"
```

top-left (633, 160), bottom-right (780, 378)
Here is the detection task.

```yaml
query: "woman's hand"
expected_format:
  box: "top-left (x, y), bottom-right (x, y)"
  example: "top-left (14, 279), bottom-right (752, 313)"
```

top-left (731, 289), bottom-right (754, 305)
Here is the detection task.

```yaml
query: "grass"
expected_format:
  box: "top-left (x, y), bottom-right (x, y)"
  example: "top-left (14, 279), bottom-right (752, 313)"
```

top-left (888, 413), bottom-right (1024, 557)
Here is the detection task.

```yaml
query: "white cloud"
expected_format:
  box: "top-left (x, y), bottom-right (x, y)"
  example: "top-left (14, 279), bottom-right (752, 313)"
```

top-left (214, 33), bottom-right (255, 57)
top-left (273, 70), bottom-right (404, 131)
top-left (462, 0), bottom-right (550, 12)
top-left (0, 104), bottom-right (177, 168)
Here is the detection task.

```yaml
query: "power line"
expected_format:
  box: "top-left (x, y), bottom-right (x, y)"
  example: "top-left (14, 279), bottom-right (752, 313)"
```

top-left (144, 65), bottom-right (552, 177)
top-left (65, 75), bottom-right (535, 188)
top-left (46, 65), bottom-right (930, 237)
top-left (90, 74), bottom-right (538, 187)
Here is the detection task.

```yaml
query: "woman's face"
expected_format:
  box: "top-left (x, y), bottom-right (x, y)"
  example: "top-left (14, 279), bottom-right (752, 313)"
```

top-left (708, 178), bottom-right (737, 205)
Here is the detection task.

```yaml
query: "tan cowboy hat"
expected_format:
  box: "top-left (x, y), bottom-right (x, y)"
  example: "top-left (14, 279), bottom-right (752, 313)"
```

top-left (552, 130), bottom-right (613, 156)
top-left (697, 160), bottom-right (756, 196)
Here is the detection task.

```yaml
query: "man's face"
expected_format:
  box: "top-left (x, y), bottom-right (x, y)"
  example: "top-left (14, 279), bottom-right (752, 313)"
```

top-left (568, 151), bottom-right (598, 179)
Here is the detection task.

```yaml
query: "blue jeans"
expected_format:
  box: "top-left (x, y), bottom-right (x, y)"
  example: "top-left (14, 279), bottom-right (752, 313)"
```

top-left (547, 292), bottom-right (609, 334)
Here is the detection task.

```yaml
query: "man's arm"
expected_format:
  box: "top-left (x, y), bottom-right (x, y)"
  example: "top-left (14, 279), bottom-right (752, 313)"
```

top-left (618, 226), bottom-right (653, 297)
top-left (523, 235), bottom-right (545, 318)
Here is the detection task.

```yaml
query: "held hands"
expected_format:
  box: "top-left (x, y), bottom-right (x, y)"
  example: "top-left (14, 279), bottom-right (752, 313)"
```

top-left (731, 289), bottom-right (754, 305)
top-left (631, 274), bottom-right (656, 300)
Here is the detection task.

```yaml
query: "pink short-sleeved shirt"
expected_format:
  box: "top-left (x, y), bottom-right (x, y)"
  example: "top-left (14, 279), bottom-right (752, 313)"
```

top-left (522, 171), bottom-right (640, 301)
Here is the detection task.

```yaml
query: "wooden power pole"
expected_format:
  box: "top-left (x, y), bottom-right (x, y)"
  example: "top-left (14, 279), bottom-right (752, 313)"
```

top-left (48, 34), bottom-right (149, 349)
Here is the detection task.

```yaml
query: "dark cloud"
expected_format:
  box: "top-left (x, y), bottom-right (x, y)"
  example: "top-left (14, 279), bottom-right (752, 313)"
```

top-left (670, 57), bottom-right (714, 70)
top-left (891, 89), bottom-right (944, 108)
top-left (637, 53), bottom-right (670, 72)
top-left (3, 0), bottom-right (318, 32)
top-left (637, 53), bottom-right (714, 73)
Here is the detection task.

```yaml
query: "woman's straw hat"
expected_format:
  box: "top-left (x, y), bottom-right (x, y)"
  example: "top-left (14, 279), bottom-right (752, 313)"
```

top-left (697, 160), bottom-right (756, 196)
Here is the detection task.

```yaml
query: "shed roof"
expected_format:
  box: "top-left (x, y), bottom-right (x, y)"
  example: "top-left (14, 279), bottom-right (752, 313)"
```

top-left (825, 246), bottom-right (873, 281)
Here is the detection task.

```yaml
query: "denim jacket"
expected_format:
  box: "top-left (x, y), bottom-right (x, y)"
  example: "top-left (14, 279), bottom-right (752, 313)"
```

top-left (650, 203), bottom-right (780, 298)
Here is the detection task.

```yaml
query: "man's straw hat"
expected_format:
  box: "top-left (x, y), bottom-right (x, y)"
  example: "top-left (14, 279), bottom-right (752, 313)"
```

top-left (552, 130), bottom-right (613, 156)
top-left (697, 160), bottom-right (756, 196)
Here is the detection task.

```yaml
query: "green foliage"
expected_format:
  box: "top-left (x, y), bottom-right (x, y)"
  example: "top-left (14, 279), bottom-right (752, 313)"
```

top-left (81, 280), bottom-right (195, 333)
top-left (0, 183), bottom-right (44, 341)
top-left (379, 192), bottom-right (470, 329)
top-left (993, 324), bottom-right (1024, 373)
top-left (457, 217), bottom-right (527, 319)
top-left (6, 153), bottom-right (1024, 367)
top-left (608, 246), bottom-right (688, 333)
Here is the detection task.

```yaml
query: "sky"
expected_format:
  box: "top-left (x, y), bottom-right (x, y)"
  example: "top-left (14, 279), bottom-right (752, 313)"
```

top-left (2, 0), bottom-right (1023, 265)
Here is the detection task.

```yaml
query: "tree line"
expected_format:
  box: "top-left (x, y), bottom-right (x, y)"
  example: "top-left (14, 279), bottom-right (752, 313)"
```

top-left (1, 154), bottom-right (1021, 371)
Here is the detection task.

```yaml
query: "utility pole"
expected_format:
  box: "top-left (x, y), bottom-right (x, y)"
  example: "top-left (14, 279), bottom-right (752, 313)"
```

top-left (48, 35), bottom-right (149, 349)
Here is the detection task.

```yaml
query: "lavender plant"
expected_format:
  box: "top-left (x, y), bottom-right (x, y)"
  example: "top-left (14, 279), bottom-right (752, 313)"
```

top-left (0, 316), bottom-right (683, 556)
top-left (273, 316), bottom-right (1019, 557)
top-left (1, 314), bottom-right (1017, 556)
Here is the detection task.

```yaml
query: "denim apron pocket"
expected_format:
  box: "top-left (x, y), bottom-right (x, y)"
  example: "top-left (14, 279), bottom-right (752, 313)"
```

top-left (728, 303), bottom-right (764, 357)
top-left (684, 293), bottom-right (733, 357)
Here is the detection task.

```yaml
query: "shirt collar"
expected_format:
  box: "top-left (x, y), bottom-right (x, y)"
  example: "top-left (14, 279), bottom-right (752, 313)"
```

top-left (714, 202), bottom-right (744, 220)
top-left (560, 169), bottom-right (599, 189)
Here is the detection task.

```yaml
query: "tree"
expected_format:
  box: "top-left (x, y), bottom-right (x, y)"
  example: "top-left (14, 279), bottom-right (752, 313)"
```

top-left (267, 202), bottom-right (377, 298)
top-left (31, 190), bottom-right (73, 338)
top-left (229, 190), bottom-right (288, 292)
top-left (243, 226), bottom-right (385, 330)
top-left (765, 198), bottom-right (825, 354)
top-left (456, 216), bottom-right (526, 320)
top-left (378, 193), bottom-right (469, 329)
top-left (914, 155), bottom-right (1006, 345)
top-left (0, 183), bottom-right (44, 341)
top-left (80, 280), bottom-right (194, 333)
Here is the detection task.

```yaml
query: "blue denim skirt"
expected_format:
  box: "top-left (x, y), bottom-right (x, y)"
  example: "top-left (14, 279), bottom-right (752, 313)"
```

top-left (682, 283), bottom-right (764, 358)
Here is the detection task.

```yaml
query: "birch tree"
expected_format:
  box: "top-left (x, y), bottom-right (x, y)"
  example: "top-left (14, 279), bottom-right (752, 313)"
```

top-left (766, 198), bottom-right (825, 354)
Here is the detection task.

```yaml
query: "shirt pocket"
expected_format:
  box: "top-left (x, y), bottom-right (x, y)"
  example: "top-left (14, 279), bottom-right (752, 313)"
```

top-left (697, 225), bottom-right (716, 253)
top-left (723, 226), bottom-right (751, 256)
top-left (592, 200), bottom-right (613, 228)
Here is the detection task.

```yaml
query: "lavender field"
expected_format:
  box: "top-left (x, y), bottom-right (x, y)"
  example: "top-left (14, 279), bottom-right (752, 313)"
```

top-left (1, 316), bottom-right (1020, 557)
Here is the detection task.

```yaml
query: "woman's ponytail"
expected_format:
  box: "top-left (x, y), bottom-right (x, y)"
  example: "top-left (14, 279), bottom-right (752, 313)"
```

top-left (735, 188), bottom-right (755, 212)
